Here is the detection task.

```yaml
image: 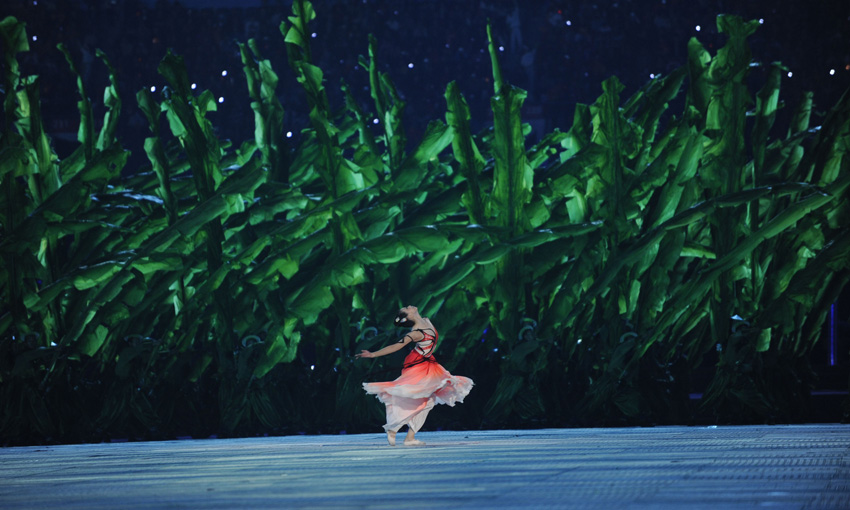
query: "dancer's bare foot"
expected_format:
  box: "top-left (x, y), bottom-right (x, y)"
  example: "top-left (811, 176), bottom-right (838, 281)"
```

top-left (386, 430), bottom-right (396, 446)
top-left (404, 430), bottom-right (424, 446)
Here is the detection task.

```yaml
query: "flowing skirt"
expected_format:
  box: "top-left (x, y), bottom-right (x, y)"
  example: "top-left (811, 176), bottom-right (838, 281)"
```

top-left (363, 350), bottom-right (474, 432)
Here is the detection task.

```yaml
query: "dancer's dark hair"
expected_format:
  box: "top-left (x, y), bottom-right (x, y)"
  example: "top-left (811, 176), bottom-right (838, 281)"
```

top-left (394, 310), bottom-right (415, 328)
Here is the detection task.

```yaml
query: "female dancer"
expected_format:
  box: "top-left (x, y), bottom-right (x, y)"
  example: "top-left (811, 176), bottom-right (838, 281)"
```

top-left (356, 306), bottom-right (474, 446)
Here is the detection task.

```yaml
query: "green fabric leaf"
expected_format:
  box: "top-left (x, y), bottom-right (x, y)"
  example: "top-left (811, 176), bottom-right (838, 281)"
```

top-left (446, 81), bottom-right (486, 224)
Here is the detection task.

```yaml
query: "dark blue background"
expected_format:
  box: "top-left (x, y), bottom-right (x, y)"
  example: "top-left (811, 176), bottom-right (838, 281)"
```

top-left (6, 0), bottom-right (849, 166)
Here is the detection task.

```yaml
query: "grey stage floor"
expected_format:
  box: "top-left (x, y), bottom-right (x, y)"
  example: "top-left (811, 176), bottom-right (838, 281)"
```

top-left (2, 425), bottom-right (849, 509)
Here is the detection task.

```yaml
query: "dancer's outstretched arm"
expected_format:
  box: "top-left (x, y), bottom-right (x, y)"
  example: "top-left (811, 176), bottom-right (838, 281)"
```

top-left (356, 331), bottom-right (424, 359)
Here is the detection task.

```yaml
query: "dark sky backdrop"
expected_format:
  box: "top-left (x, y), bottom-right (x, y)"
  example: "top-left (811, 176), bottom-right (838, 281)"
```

top-left (5, 0), bottom-right (850, 161)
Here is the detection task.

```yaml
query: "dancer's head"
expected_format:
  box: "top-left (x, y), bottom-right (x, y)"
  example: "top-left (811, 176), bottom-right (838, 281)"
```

top-left (394, 305), bottom-right (419, 327)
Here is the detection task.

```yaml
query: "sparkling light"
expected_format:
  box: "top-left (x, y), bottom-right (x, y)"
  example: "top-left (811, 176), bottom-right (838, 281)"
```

top-left (759, 18), bottom-right (764, 24)
top-left (310, 365), bottom-right (315, 370)
top-left (695, 25), bottom-right (701, 32)
top-left (218, 96), bottom-right (224, 103)
top-left (498, 45), bottom-right (505, 52)
top-left (373, 118), bottom-right (380, 124)
top-left (150, 86), bottom-right (156, 93)
top-left (408, 63), bottom-right (414, 69)
top-left (32, 35), bottom-right (37, 42)
top-left (830, 69), bottom-right (836, 76)
top-left (787, 71), bottom-right (793, 78)
top-left (566, 20), bottom-right (572, 26)
top-left (649, 73), bottom-right (656, 79)
top-left (221, 70), bottom-right (227, 77)
top-left (311, 32), bottom-right (317, 38)
top-left (191, 83), bottom-right (197, 90)
top-left (286, 131), bottom-right (293, 138)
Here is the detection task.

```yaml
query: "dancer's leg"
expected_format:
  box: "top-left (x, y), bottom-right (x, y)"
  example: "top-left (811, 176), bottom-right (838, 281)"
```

top-left (384, 404), bottom-right (398, 446)
top-left (404, 397), bottom-right (434, 446)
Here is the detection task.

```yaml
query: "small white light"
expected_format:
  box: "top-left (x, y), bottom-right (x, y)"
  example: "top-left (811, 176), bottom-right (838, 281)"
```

top-left (787, 71), bottom-right (793, 78)
top-left (830, 69), bottom-right (836, 76)
top-left (408, 63), bottom-right (414, 69)
top-left (191, 83), bottom-right (197, 90)
top-left (218, 96), bottom-right (224, 103)
top-left (372, 118), bottom-right (379, 124)
top-left (695, 25), bottom-right (701, 32)
top-left (577, 338), bottom-right (583, 345)
top-left (498, 45), bottom-right (504, 52)
top-left (649, 73), bottom-right (656, 79)
top-left (493, 348), bottom-right (499, 353)
top-left (32, 35), bottom-right (37, 42)
top-left (150, 86), bottom-right (156, 93)
top-left (221, 70), bottom-right (227, 77)
top-left (759, 18), bottom-right (764, 24)
top-left (566, 20), bottom-right (572, 26)
top-left (286, 131), bottom-right (293, 138)
top-left (310, 364), bottom-right (315, 370)
top-left (311, 32), bottom-right (317, 38)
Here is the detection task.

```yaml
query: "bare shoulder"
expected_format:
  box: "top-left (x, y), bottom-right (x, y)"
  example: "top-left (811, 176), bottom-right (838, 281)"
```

top-left (406, 329), bottom-right (426, 342)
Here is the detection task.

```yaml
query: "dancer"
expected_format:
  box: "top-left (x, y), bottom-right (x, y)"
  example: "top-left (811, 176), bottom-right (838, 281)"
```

top-left (356, 306), bottom-right (473, 446)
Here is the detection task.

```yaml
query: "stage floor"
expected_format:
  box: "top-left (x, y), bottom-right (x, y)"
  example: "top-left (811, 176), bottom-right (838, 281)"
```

top-left (2, 425), bottom-right (849, 509)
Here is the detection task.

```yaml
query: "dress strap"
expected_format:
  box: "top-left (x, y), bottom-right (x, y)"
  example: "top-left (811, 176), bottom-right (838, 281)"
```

top-left (413, 327), bottom-right (437, 339)
top-left (396, 328), bottom-right (436, 344)
top-left (412, 328), bottom-right (437, 357)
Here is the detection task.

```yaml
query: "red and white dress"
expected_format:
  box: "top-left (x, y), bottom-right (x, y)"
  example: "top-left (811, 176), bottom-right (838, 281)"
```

top-left (363, 328), bottom-right (474, 433)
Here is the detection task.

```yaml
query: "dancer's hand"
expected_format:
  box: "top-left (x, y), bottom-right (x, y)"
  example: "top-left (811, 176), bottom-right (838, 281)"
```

top-left (356, 350), bottom-right (374, 359)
